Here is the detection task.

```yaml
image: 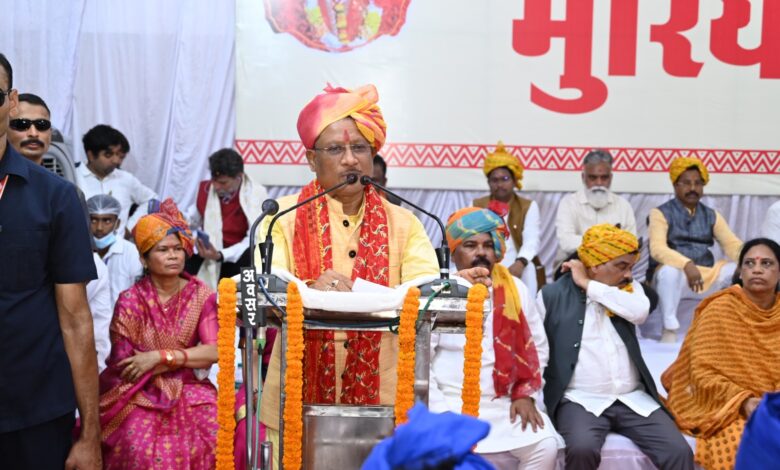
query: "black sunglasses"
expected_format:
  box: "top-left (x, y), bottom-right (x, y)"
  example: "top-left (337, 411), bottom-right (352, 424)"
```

top-left (9, 118), bottom-right (52, 132)
top-left (0, 89), bottom-right (10, 107)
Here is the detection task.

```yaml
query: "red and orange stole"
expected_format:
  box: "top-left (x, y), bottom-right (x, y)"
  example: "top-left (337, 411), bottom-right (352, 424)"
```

top-left (445, 207), bottom-right (541, 400)
top-left (491, 264), bottom-right (541, 399)
top-left (292, 179), bottom-right (389, 405)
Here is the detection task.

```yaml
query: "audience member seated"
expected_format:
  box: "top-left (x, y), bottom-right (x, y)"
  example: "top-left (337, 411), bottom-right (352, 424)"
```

top-left (473, 141), bottom-right (542, 293)
top-left (7, 93), bottom-right (52, 166)
top-left (761, 200), bottom-right (780, 246)
top-left (258, 84), bottom-right (439, 468)
top-left (76, 124), bottom-right (158, 237)
top-left (662, 238), bottom-right (780, 470)
top-left (371, 153), bottom-right (402, 205)
top-left (87, 194), bottom-right (143, 306)
top-left (538, 224), bottom-right (693, 470)
top-left (555, 149), bottom-right (637, 269)
top-left (429, 207), bottom-right (563, 470)
top-left (97, 199), bottom-right (219, 468)
top-left (86, 252), bottom-right (112, 373)
top-left (185, 148), bottom-right (268, 288)
top-left (648, 157), bottom-right (742, 343)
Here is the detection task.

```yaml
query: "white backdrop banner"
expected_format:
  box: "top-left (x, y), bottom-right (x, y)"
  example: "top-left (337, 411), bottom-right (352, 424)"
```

top-left (236, 0), bottom-right (780, 194)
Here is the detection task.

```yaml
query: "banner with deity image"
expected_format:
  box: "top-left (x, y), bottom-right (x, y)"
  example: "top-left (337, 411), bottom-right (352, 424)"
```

top-left (236, 0), bottom-right (780, 194)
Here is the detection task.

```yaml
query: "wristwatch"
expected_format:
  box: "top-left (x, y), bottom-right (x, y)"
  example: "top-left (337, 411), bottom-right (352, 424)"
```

top-left (516, 257), bottom-right (528, 267)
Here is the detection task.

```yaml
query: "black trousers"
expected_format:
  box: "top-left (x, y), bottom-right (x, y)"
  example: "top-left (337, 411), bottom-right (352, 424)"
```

top-left (555, 399), bottom-right (694, 470)
top-left (185, 246), bottom-right (251, 279)
top-left (0, 412), bottom-right (75, 470)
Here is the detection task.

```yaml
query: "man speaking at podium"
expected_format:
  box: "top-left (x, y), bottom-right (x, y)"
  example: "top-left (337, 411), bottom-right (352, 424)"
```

top-left (258, 84), bottom-right (439, 459)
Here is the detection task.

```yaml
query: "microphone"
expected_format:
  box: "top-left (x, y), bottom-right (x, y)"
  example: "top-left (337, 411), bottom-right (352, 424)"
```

top-left (249, 198), bottom-right (280, 272)
top-left (360, 176), bottom-right (465, 298)
top-left (260, 173), bottom-right (359, 275)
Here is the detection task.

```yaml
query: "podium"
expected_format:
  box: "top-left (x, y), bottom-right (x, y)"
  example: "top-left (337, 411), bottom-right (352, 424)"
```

top-left (256, 281), bottom-right (480, 469)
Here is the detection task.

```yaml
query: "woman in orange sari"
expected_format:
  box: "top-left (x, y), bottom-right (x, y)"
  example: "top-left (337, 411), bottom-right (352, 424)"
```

top-left (662, 238), bottom-right (780, 470)
top-left (98, 199), bottom-right (219, 469)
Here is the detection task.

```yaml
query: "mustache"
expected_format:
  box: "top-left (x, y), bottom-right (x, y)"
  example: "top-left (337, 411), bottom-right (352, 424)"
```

top-left (21, 138), bottom-right (45, 148)
top-left (618, 278), bottom-right (633, 288)
top-left (471, 256), bottom-right (491, 269)
top-left (686, 191), bottom-right (699, 197)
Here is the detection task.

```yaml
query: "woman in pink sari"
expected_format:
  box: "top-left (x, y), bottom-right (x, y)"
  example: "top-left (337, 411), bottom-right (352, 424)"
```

top-left (98, 199), bottom-right (219, 469)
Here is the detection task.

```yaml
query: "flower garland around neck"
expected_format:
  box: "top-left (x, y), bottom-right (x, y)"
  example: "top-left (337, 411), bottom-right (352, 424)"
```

top-left (462, 283), bottom-right (487, 417)
top-left (283, 281), bottom-right (305, 470)
top-left (216, 278), bottom-right (237, 470)
top-left (394, 286), bottom-right (421, 426)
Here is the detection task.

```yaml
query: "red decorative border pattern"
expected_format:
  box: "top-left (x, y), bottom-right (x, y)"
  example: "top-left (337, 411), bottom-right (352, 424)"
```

top-left (236, 140), bottom-right (780, 174)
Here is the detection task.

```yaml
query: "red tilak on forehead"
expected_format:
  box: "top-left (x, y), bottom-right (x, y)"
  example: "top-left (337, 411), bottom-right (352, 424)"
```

top-left (342, 129), bottom-right (350, 143)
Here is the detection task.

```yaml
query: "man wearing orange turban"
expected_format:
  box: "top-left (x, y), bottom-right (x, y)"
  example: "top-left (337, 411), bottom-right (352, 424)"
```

top-left (473, 141), bottom-right (542, 295)
top-left (539, 224), bottom-right (694, 470)
top-left (258, 84), bottom-right (438, 466)
top-left (648, 156), bottom-right (742, 343)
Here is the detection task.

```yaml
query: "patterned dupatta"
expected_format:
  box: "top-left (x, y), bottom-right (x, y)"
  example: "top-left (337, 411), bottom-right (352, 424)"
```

top-left (490, 264), bottom-right (541, 400)
top-left (98, 274), bottom-right (211, 443)
top-left (292, 179), bottom-right (389, 405)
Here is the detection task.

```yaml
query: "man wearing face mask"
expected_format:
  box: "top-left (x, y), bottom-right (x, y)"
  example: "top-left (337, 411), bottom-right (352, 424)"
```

top-left (87, 194), bottom-right (143, 307)
top-left (555, 150), bottom-right (637, 269)
top-left (185, 148), bottom-right (268, 288)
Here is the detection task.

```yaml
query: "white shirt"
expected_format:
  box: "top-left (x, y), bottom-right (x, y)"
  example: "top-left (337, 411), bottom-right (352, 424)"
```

top-left (761, 200), bottom-right (780, 246)
top-left (101, 237), bottom-right (143, 307)
top-left (554, 189), bottom-right (637, 266)
top-left (501, 199), bottom-right (540, 267)
top-left (536, 279), bottom-right (659, 418)
top-left (76, 163), bottom-right (158, 235)
top-left (429, 277), bottom-right (564, 453)
top-left (86, 253), bottom-right (112, 373)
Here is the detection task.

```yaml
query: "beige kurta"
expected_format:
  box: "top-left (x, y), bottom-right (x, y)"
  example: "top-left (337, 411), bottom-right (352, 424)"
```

top-left (258, 192), bottom-right (438, 430)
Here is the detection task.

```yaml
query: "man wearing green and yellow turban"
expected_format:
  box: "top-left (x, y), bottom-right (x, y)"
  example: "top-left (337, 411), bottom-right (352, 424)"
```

top-left (539, 223), bottom-right (694, 470)
top-left (648, 156), bottom-right (742, 343)
top-left (473, 141), bottom-right (542, 294)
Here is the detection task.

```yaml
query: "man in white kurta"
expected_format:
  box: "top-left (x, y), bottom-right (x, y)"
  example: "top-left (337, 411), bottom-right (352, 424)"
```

top-left (430, 207), bottom-right (563, 470)
top-left (554, 150), bottom-right (636, 268)
top-left (87, 194), bottom-right (143, 306)
top-left (76, 125), bottom-right (158, 237)
top-left (538, 224), bottom-right (693, 470)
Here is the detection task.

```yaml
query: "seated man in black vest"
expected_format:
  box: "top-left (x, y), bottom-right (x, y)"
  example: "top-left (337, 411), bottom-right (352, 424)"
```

top-left (538, 224), bottom-right (693, 470)
top-left (648, 156), bottom-right (741, 343)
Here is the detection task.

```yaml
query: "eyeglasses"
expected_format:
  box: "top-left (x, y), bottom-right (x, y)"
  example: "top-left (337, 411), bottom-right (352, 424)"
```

top-left (312, 144), bottom-right (373, 158)
top-left (9, 118), bottom-right (52, 132)
top-left (0, 88), bottom-right (11, 107)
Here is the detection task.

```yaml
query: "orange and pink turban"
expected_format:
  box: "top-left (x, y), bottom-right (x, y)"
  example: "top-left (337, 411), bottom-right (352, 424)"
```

top-left (669, 156), bottom-right (710, 185)
top-left (297, 84), bottom-right (387, 152)
top-left (133, 198), bottom-right (193, 256)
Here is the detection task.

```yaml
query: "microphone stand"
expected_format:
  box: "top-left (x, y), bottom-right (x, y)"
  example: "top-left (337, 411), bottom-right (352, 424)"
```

top-left (360, 176), bottom-right (468, 298)
top-left (253, 174), bottom-right (360, 467)
top-left (242, 198), bottom-right (279, 470)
